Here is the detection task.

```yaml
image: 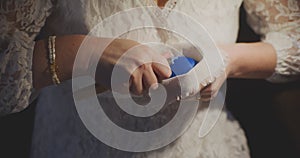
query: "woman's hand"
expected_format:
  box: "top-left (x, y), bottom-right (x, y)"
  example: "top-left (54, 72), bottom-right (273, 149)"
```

top-left (199, 71), bottom-right (228, 102)
top-left (96, 39), bottom-right (172, 95)
top-left (199, 48), bottom-right (231, 102)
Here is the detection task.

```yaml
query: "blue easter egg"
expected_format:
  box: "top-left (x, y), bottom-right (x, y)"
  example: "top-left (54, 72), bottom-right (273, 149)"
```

top-left (169, 56), bottom-right (197, 78)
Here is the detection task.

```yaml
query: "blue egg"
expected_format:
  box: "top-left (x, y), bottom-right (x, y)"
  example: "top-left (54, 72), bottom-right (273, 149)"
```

top-left (169, 56), bottom-right (198, 78)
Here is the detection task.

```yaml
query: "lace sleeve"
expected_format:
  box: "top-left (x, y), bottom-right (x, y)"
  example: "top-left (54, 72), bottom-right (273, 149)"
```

top-left (244, 0), bottom-right (300, 83)
top-left (0, 0), bottom-right (54, 115)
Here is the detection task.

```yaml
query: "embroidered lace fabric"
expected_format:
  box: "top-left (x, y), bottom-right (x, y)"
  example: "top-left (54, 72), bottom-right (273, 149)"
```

top-left (244, 0), bottom-right (300, 82)
top-left (2, 1), bottom-right (298, 157)
top-left (0, 0), bottom-right (299, 116)
top-left (0, 0), bottom-right (53, 115)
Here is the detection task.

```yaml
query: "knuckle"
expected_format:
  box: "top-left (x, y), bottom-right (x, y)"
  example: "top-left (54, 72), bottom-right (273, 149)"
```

top-left (130, 73), bottom-right (136, 81)
top-left (139, 64), bottom-right (147, 71)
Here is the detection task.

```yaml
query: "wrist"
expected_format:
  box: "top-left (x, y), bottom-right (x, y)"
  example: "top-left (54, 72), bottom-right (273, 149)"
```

top-left (33, 40), bottom-right (52, 90)
top-left (33, 35), bottom-right (87, 90)
top-left (218, 44), bottom-right (237, 78)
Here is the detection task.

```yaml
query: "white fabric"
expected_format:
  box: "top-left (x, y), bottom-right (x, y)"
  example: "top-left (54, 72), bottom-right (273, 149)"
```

top-left (32, 1), bottom-right (249, 158)
top-left (31, 80), bottom-right (249, 158)
top-left (1, 0), bottom-right (300, 157)
top-left (1, 0), bottom-right (300, 115)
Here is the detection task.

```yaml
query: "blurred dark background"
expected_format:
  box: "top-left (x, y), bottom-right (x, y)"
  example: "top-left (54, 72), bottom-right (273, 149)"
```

top-left (0, 5), bottom-right (299, 158)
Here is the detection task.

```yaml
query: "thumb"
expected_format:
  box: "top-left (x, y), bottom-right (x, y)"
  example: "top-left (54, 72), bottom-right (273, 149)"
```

top-left (151, 56), bottom-right (172, 79)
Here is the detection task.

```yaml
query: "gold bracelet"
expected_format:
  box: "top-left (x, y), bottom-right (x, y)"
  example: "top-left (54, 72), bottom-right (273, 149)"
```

top-left (48, 36), bottom-right (61, 85)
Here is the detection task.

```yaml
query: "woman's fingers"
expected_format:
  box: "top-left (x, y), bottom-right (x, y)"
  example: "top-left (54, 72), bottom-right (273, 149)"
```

top-left (199, 76), bottom-right (226, 102)
top-left (130, 68), bottom-right (143, 95)
top-left (151, 54), bottom-right (172, 80)
top-left (142, 67), bottom-right (158, 92)
top-left (130, 64), bottom-right (160, 95)
top-left (152, 63), bottom-right (172, 80)
top-left (200, 85), bottom-right (213, 102)
top-left (201, 84), bottom-right (212, 93)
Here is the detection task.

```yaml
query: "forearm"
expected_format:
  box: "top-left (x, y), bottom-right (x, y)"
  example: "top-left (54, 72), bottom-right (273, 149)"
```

top-left (221, 42), bottom-right (277, 79)
top-left (32, 35), bottom-right (169, 95)
top-left (33, 35), bottom-right (86, 90)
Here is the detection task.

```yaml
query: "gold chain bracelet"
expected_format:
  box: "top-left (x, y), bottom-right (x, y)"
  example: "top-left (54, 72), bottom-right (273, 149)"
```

top-left (48, 36), bottom-right (61, 85)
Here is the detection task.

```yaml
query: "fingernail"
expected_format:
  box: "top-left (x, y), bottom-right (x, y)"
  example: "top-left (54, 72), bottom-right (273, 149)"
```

top-left (150, 83), bottom-right (159, 90)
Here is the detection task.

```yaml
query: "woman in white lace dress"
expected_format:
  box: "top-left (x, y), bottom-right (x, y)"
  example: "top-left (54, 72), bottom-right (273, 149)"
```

top-left (0, 0), bottom-right (299, 158)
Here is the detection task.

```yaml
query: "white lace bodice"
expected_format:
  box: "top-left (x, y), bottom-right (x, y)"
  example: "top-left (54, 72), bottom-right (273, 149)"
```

top-left (0, 0), bottom-right (299, 115)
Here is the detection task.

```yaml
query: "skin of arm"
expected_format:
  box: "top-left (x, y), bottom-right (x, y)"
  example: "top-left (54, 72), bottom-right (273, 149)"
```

top-left (221, 42), bottom-right (277, 79)
top-left (32, 35), bottom-right (171, 94)
top-left (33, 0), bottom-right (277, 97)
top-left (33, 35), bottom-right (84, 90)
top-left (152, 1), bottom-right (277, 79)
top-left (33, 35), bottom-right (277, 96)
top-left (200, 42), bottom-right (277, 101)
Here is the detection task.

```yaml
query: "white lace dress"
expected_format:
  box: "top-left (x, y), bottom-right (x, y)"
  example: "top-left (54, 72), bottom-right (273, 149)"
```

top-left (0, 0), bottom-right (300, 158)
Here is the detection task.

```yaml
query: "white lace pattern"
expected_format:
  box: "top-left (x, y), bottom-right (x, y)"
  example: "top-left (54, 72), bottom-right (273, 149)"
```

top-left (244, 0), bottom-right (300, 82)
top-left (0, 0), bottom-right (54, 115)
top-left (0, 0), bottom-right (299, 115)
